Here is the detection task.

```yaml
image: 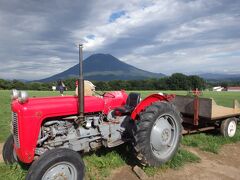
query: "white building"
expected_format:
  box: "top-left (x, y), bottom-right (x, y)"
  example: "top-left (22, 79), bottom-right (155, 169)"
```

top-left (213, 86), bottom-right (224, 91)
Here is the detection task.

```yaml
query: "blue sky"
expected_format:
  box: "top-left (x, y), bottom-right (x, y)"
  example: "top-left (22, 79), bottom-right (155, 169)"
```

top-left (0, 0), bottom-right (239, 80)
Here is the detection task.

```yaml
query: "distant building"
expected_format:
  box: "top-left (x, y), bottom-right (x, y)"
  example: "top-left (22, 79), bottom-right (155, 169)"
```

top-left (52, 86), bottom-right (56, 91)
top-left (226, 87), bottom-right (240, 92)
top-left (213, 86), bottom-right (224, 91)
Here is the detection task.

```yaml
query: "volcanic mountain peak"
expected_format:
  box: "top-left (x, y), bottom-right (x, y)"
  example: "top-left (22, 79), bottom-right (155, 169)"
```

top-left (38, 54), bottom-right (165, 82)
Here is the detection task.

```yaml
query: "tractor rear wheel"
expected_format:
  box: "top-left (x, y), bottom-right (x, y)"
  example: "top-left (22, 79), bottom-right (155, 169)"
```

top-left (133, 101), bottom-right (182, 166)
top-left (26, 148), bottom-right (85, 180)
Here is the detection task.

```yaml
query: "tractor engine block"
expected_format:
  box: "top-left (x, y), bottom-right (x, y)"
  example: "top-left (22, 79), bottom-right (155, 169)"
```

top-left (35, 113), bottom-right (132, 157)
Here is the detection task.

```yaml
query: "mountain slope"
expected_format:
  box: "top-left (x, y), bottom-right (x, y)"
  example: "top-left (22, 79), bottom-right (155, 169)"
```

top-left (39, 54), bottom-right (165, 82)
top-left (198, 73), bottom-right (240, 81)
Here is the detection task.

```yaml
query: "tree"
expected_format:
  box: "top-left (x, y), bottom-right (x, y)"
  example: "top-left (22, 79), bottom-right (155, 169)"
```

top-left (166, 73), bottom-right (190, 90)
top-left (0, 79), bottom-right (11, 89)
top-left (11, 80), bottom-right (26, 90)
top-left (220, 82), bottom-right (228, 88)
top-left (0, 74), bottom-right (212, 91)
top-left (188, 75), bottom-right (206, 90)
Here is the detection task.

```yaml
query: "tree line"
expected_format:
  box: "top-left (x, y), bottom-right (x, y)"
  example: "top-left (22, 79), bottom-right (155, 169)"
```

top-left (0, 73), bottom-right (208, 91)
top-left (94, 73), bottom-right (206, 91)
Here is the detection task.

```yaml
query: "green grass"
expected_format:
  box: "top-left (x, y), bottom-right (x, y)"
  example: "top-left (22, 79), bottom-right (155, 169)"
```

top-left (0, 163), bottom-right (26, 180)
top-left (129, 90), bottom-right (187, 99)
top-left (182, 125), bottom-right (240, 153)
top-left (84, 150), bottom-right (125, 180)
top-left (0, 91), bottom-right (11, 142)
top-left (0, 90), bottom-right (240, 179)
top-left (197, 91), bottom-right (240, 107)
top-left (143, 148), bottom-right (200, 176)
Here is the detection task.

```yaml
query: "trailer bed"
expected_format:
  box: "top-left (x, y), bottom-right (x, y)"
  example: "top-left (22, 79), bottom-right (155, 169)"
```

top-left (173, 95), bottom-right (240, 121)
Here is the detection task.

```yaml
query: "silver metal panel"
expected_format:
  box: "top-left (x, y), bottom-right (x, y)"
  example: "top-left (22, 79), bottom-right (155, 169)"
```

top-left (12, 112), bottom-right (20, 148)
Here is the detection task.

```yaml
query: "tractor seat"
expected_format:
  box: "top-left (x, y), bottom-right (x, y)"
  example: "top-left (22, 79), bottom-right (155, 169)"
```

top-left (114, 93), bottom-right (141, 115)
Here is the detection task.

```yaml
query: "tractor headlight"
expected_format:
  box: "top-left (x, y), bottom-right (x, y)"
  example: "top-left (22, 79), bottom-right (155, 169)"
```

top-left (18, 91), bottom-right (29, 104)
top-left (11, 89), bottom-right (19, 100)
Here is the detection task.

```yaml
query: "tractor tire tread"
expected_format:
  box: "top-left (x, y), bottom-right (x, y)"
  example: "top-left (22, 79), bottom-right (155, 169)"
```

top-left (26, 148), bottom-right (85, 180)
top-left (3, 135), bottom-right (16, 164)
top-left (133, 101), bottom-right (182, 166)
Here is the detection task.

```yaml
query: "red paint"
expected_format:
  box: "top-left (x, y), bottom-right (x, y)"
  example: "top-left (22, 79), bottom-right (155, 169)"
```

top-left (190, 89), bottom-right (201, 126)
top-left (12, 90), bottom-right (128, 163)
top-left (131, 94), bottom-right (175, 120)
top-left (193, 96), bottom-right (199, 126)
top-left (102, 90), bottom-right (128, 114)
top-left (191, 88), bottom-right (202, 96)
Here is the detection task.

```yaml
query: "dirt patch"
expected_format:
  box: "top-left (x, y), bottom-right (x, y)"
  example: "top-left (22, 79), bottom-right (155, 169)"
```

top-left (0, 143), bottom-right (3, 162)
top-left (107, 166), bottom-right (139, 180)
top-left (109, 143), bottom-right (240, 180)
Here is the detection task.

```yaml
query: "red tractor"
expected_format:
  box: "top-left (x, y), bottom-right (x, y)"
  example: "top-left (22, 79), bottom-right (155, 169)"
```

top-left (3, 45), bottom-right (182, 180)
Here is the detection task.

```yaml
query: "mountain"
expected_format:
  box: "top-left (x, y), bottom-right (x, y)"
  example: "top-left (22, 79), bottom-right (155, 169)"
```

top-left (198, 73), bottom-right (240, 81)
top-left (38, 54), bottom-right (165, 82)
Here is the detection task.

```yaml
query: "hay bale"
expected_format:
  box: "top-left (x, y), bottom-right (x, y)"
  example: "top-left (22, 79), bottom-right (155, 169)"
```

top-left (75, 80), bottom-right (96, 96)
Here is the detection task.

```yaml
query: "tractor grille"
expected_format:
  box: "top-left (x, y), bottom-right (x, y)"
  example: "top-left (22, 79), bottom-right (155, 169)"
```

top-left (12, 112), bottom-right (20, 148)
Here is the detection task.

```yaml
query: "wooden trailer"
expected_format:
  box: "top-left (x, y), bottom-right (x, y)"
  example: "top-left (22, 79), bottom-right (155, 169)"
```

top-left (172, 95), bottom-right (240, 137)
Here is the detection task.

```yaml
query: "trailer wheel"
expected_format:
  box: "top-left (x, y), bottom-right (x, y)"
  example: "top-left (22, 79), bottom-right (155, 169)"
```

top-left (133, 101), bottom-right (182, 166)
top-left (3, 134), bottom-right (17, 164)
top-left (26, 148), bottom-right (85, 180)
top-left (220, 118), bottom-right (237, 137)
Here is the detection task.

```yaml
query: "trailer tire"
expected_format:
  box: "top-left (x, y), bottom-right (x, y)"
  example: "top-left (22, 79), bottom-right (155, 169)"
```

top-left (3, 134), bottom-right (17, 164)
top-left (26, 148), bottom-right (85, 180)
top-left (133, 101), bottom-right (182, 166)
top-left (220, 118), bottom-right (237, 137)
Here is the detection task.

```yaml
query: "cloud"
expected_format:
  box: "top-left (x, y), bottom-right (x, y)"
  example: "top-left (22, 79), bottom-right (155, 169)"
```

top-left (0, 0), bottom-right (239, 80)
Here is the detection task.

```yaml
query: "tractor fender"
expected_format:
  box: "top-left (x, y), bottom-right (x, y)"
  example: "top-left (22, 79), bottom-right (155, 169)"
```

top-left (131, 93), bottom-right (175, 120)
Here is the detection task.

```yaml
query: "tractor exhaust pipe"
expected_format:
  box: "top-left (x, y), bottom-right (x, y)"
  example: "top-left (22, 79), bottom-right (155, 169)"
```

top-left (78, 44), bottom-right (84, 122)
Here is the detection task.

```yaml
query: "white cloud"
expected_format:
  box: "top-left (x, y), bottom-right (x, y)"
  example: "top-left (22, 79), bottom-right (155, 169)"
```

top-left (0, 0), bottom-right (239, 80)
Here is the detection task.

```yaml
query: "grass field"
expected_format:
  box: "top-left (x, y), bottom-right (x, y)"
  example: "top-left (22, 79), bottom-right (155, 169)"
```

top-left (0, 89), bottom-right (239, 179)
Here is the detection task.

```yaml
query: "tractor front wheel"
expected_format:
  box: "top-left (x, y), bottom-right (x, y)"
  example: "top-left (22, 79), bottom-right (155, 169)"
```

top-left (133, 101), bottom-right (182, 166)
top-left (3, 134), bottom-right (17, 164)
top-left (26, 148), bottom-right (85, 180)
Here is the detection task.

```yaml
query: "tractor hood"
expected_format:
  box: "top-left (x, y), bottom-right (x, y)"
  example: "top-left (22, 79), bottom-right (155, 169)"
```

top-left (10, 91), bottom-right (127, 163)
top-left (11, 90), bottom-right (128, 119)
top-left (11, 96), bottom-right (105, 119)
